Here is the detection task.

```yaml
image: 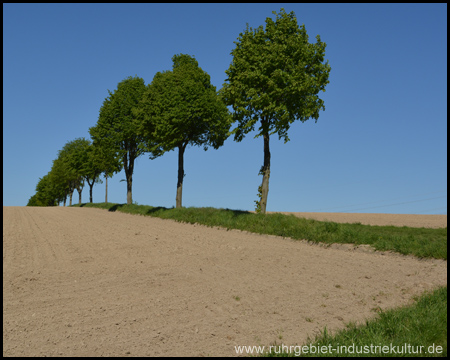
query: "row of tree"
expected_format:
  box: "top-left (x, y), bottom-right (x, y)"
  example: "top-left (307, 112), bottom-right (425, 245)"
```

top-left (27, 9), bottom-right (331, 214)
top-left (26, 137), bottom-right (117, 207)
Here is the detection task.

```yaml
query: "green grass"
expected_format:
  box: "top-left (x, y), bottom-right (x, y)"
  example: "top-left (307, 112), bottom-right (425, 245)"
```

top-left (71, 202), bottom-right (447, 260)
top-left (263, 286), bottom-right (447, 357)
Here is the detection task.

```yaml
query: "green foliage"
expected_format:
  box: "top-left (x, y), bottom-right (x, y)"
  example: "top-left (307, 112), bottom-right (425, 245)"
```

top-left (59, 139), bottom-right (87, 187)
top-left (221, 8), bottom-right (331, 143)
top-left (255, 184), bottom-right (263, 213)
top-left (60, 137), bottom-right (91, 200)
top-left (255, 166), bottom-right (265, 213)
top-left (81, 141), bottom-right (111, 202)
top-left (29, 137), bottom-right (97, 206)
top-left (89, 76), bottom-right (148, 204)
top-left (48, 156), bottom-right (71, 204)
top-left (90, 76), bottom-right (147, 160)
top-left (138, 54), bottom-right (232, 154)
top-left (27, 174), bottom-right (57, 206)
top-left (82, 142), bottom-right (102, 180)
top-left (65, 138), bottom-right (91, 177)
top-left (26, 194), bottom-right (41, 206)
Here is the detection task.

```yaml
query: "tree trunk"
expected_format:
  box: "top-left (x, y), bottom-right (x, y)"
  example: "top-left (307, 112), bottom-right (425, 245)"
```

top-left (89, 183), bottom-right (94, 203)
top-left (105, 175), bottom-right (108, 203)
top-left (77, 188), bottom-right (82, 205)
top-left (176, 143), bottom-right (186, 208)
top-left (126, 173), bottom-right (132, 205)
top-left (260, 131), bottom-right (271, 214)
top-left (69, 191), bottom-right (73, 206)
top-left (124, 152), bottom-right (134, 205)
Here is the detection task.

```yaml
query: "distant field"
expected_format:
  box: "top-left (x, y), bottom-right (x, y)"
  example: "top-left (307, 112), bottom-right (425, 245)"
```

top-left (265, 211), bottom-right (447, 228)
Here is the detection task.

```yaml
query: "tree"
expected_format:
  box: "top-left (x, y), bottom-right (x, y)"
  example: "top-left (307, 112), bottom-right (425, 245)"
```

top-left (220, 8), bottom-right (331, 214)
top-left (48, 157), bottom-right (70, 206)
top-left (90, 76), bottom-right (147, 205)
top-left (55, 146), bottom-right (77, 206)
top-left (138, 54), bottom-right (231, 208)
top-left (54, 138), bottom-right (90, 205)
top-left (90, 141), bottom-right (122, 203)
top-left (65, 138), bottom-right (90, 205)
top-left (82, 141), bottom-right (107, 204)
top-left (27, 174), bottom-right (57, 206)
top-left (27, 194), bottom-right (40, 206)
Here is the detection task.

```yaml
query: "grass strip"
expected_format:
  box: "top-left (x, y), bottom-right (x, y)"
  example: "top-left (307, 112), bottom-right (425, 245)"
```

top-left (71, 203), bottom-right (447, 260)
top-left (263, 286), bottom-right (447, 357)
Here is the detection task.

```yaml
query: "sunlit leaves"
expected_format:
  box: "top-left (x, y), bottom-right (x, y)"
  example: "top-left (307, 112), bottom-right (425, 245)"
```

top-left (221, 8), bottom-right (331, 143)
top-left (91, 76), bottom-right (147, 162)
top-left (89, 76), bottom-right (148, 204)
top-left (139, 54), bottom-right (231, 153)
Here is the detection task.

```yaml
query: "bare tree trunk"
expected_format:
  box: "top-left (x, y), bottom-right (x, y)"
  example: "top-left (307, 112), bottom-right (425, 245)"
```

top-left (124, 151), bottom-right (134, 205)
top-left (69, 191), bottom-right (73, 206)
top-left (105, 175), bottom-right (108, 203)
top-left (89, 183), bottom-right (94, 203)
top-left (260, 131), bottom-right (271, 214)
top-left (176, 143), bottom-right (186, 208)
top-left (77, 188), bottom-right (82, 205)
top-left (126, 173), bottom-right (132, 205)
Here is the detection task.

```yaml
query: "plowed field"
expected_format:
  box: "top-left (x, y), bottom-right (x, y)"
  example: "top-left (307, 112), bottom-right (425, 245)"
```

top-left (3, 207), bottom-right (447, 356)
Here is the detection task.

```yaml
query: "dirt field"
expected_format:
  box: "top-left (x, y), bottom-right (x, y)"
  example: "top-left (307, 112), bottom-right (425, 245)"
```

top-left (3, 207), bottom-right (447, 356)
top-left (268, 211), bottom-right (447, 228)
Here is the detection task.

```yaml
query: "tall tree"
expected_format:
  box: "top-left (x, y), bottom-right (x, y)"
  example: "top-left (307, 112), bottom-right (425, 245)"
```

top-left (57, 140), bottom-right (83, 206)
top-left (91, 141), bottom-right (122, 203)
top-left (48, 157), bottom-right (70, 206)
top-left (90, 76), bottom-right (147, 205)
top-left (138, 54), bottom-right (231, 208)
top-left (220, 9), bottom-right (331, 213)
top-left (65, 138), bottom-right (90, 205)
top-left (82, 141), bottom-right (109, 204)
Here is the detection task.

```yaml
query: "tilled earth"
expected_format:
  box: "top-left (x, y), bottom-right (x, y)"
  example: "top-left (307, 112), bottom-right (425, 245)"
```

top-left (2, 207), bottom-right (447, 356)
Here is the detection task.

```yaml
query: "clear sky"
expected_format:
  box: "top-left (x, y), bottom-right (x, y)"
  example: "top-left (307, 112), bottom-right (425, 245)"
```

top-left (3, 3), bottom-right (447, 214)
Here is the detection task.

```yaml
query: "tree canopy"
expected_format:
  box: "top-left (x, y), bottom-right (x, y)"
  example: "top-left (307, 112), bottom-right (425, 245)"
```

top-left (221, 8), bottom-right (331, 143)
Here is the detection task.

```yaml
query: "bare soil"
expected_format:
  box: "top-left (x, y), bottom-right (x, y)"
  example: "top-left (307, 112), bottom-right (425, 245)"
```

top-left (268, 211), bottom-right (447, 228)
top-left (3, 207), bottom-right (447, 356)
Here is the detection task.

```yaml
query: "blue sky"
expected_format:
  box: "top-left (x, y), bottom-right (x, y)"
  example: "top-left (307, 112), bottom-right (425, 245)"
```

top-left (3, 3), bottom-right (447, 214)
